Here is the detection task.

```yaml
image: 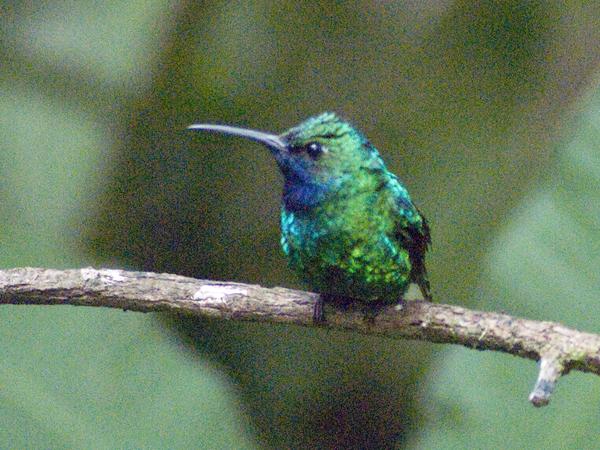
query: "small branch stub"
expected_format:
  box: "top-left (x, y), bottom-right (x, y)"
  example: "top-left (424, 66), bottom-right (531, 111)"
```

top-left (2, 267), bottom-right (600, 406)
top-left (529, 355), bottom-right (563, 407)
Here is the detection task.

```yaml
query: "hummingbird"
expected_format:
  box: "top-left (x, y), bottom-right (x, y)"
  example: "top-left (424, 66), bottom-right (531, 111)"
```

top-left (188, 112), bottom-right (431, 321)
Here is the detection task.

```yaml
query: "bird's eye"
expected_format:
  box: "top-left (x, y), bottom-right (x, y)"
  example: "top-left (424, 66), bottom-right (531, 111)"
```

top-left (306, 142), bottom-right (324, 158)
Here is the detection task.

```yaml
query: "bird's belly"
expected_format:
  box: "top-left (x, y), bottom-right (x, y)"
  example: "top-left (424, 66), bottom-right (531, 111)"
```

top-left (281, 214), bottom-right (411, 303)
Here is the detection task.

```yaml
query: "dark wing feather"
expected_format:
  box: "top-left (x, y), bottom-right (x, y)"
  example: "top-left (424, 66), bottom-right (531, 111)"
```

top-left (394, 197), bottom-right (432, 300)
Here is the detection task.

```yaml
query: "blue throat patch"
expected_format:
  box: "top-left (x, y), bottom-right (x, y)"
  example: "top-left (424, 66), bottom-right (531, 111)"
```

top-left (283, 179), bottom-right (330, 212)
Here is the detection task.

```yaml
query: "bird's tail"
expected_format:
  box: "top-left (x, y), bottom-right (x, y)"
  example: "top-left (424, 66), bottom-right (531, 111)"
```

top-left (412, 268), bottom-right (432, 301)
top-left (418, 277), bottom-right (432, 301)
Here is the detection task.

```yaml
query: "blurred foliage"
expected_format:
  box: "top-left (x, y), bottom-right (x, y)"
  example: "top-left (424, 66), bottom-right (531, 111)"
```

top-left (411, 89), bottom-right (600, 448)
top-left (1, 1), bottom-right (599, 448)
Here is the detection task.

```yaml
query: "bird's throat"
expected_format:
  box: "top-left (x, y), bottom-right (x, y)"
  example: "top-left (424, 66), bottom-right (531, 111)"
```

top-left (282, 180), bottom-right (331, 212)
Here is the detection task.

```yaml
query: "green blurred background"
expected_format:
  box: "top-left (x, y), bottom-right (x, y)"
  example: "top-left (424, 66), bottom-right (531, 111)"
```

top-left (2, 1), bottom-right (600, 448)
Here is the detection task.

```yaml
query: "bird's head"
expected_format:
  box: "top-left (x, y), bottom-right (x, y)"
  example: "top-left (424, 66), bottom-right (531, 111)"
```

top-left (188, 112), bottom-right (385, 187)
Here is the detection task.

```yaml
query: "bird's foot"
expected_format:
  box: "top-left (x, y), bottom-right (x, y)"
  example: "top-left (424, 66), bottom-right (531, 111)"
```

top-left (361, 301), bottom-right (387, 325)
top-left (313, 294), bottom-right (356, 324)
top-left (313, 295), bottom-right (326, 324)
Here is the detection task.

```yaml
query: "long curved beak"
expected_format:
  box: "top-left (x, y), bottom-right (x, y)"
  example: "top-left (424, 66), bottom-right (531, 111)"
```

top-left (187, 123), bottom-right (286, 152)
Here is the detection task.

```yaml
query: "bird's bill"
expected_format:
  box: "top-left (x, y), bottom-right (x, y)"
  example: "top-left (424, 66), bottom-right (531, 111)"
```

top-left (187, 123), bottom-right (286, 152)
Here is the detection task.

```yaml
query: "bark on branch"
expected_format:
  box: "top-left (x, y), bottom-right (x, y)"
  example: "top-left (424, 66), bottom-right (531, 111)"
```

top-left (1, 267), bottom-right (599, 407)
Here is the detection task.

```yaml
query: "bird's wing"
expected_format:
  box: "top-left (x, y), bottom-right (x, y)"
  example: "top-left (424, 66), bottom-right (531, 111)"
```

top-left (390, 182), bottom-right (432, 300)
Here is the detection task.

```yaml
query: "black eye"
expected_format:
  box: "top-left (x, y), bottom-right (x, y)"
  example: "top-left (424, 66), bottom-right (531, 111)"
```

top-left (306, 142), bottom-right (323, 158)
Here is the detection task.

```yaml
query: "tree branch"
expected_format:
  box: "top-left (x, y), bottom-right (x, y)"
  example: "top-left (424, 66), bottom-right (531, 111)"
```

top-left (1, 267), bottom-right (599, 406)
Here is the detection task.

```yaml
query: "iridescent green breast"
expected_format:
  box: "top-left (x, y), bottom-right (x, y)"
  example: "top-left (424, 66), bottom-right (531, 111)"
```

top-left (280, 189), bottom-right (412, 303)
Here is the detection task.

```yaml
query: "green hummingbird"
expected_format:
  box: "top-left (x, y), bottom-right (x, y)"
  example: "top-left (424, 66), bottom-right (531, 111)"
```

top-left (188, 112), bottom-right (431, 321)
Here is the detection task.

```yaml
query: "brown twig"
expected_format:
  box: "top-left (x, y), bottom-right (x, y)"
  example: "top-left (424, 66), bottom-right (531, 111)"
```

top-left (1, 267), bottom-right (599, 406)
